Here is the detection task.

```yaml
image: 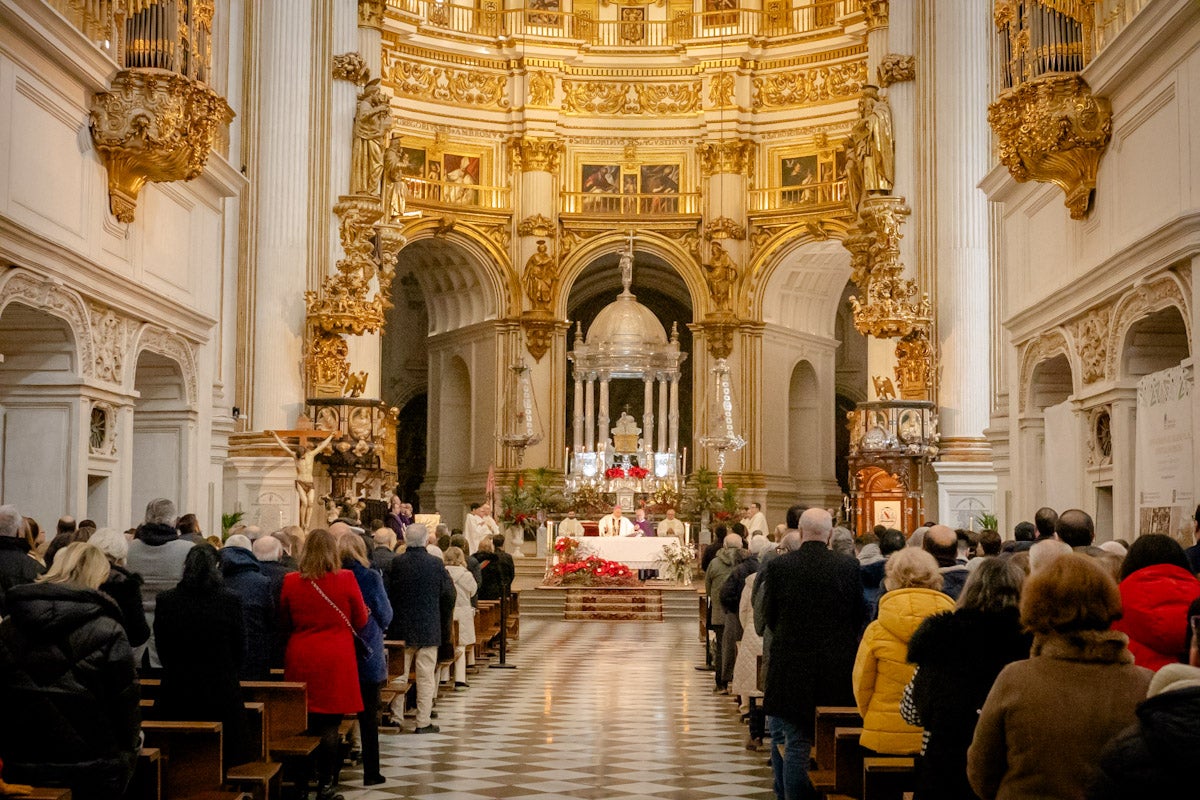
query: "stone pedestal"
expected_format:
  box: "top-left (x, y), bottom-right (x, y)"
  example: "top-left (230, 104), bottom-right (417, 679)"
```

top-left (223, 455), bottom-right (306, 531)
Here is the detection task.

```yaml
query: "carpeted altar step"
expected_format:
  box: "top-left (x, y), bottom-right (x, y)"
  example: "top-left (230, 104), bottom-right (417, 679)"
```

top-left (563, 587), bottom-right (664, 622)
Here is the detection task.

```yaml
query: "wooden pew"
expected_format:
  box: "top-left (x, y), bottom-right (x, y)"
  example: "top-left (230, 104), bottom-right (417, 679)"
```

top-left (380, 640), bottom-right (410, 727)
top-left (124, 747), bottom-right (162, 800)
top-left (239, 682), bottom-right (319, 798)
top-left (833, 727), bottom-right (867, 799)
top-left (23, 790), bottom-right (73, 800)
top-left (862, 757), bottom-right (916, 800)
top-left (140, 721), bottom-right (248, 800)
top-left (698, 594), bottom-right (708, 641)
top-left (506, 591), bottom-right (520, 641)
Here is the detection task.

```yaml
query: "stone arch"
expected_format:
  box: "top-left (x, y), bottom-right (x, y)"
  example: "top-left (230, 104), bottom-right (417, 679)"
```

top-left (1018, 329), bottom-right (1076, 414)
top-left (0, 268), bottom-right (92, 377)
top-left (556, 230), bottom-right (708, 320)
top-left (394, 218), bottom-right (513, 328)
top-left (747, 235), bottom-right (853, 338)
top-left (744, 219), bottom-right (853, 321)
top-left (1106, 272), bottom-right (1190, 380)
top-left (128, 324), bottom-right (199, 408)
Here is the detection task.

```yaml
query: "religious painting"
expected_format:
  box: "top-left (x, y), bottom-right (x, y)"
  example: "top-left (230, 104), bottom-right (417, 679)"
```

top-left (704, 0), bottom-right (738, 27)
top-left (620, 6), bottom-right (646, 44)
top-left (640, 164), bottom-right (680, 214)
top-left (582, 164), bottom-right (621, 212)
top-left (526, 0), bottom-right (561, 26)
top-left (781, 154), bottom-right (819, 205)
top-left (622, 172), bottom-right (639, 213)
top-left (424, 158), bottom-right (443, 201)
top-left (397, 147), bottom-right (426, 178)
top-left (442, 153), bottom-right (479, 205)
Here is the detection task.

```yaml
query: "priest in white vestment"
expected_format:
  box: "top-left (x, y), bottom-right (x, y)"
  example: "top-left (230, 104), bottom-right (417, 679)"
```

top-left (598, 505), bottom-right (635, 537)
top-left (558, 510), bottom-right (585, 538)
top-left (657, 507), bottom-right (685, 538)
top-left (744, 502), bottom-right (767, 537)
top-left (464, 502), bottom-right (500, 552)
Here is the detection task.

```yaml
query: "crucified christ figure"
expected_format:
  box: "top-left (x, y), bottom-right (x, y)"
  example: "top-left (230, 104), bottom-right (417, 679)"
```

top-left (271, 430), bottom-right (336, 530)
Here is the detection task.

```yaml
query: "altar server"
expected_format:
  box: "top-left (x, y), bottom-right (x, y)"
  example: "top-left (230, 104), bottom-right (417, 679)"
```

top-left (599, 506), bottom-right (635, 537)
top-left (657, 507), bottom-right (685, 538)
top-left (559, 510), bottom-right (585, 538)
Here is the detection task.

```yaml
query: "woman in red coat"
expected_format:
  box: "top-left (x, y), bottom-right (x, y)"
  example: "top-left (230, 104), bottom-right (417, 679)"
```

top-left (279, 529), bottom-right (368, 800)
top-left (1112, 534), bottom-right (1200, 671)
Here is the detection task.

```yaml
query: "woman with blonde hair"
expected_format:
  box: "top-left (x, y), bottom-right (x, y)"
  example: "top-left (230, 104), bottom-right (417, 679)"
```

top-left (336, 534), bottom-right (392, 786)
top-left (852, 547), bottom-right (955, 755)
top-left (968, 554), bottom-right (1152, 799)
top-left (280, 529), bottom-right (368, 800)
top-left (0, 542), bottom-right (140, 799)
top-left (443, 546), bottom-right (477, 690)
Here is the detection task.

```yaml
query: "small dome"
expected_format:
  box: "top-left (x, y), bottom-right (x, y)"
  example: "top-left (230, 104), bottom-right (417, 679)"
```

top-left (587, 291), bottom-right (668, 347)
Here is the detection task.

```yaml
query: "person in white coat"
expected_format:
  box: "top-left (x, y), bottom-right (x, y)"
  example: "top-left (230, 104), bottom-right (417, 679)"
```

top-left (442, 546), bottom-right (477, 690)
top-left (558, 510), bottom-right (585, 538)
top-left (464, 503), bottom-right (499, 553)
top-left (744, 503), bottom-right (768, 538)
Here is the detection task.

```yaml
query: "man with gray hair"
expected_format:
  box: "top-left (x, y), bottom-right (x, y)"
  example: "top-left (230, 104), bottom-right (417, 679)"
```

top-left (126, 498), bottom-right (194, 667)
top-left (706, 533), bottom-right (746, 692)
top-left (384, 524), bottom-right (456, 733)
top-left (759, 507), bottom-right (865, 800)
top-left (0, 504), bottom-right (43, 616)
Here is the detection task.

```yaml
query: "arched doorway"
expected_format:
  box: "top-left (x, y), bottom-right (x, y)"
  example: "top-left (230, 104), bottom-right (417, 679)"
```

top-left (394, 393), bottom-right (427, 512)
top-left (0, 301), bottom-right (81, 528)
top-left (787, 360), bottom-right (820, 494)
top-left (130, 350), bottom-right (191, 527)
top-left (1024, 352), bottom-right (1076, 511)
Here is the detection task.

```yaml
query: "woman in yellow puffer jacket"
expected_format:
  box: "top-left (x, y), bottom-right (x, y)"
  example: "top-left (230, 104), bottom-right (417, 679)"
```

top-left (852, 547), bottom-right (955, 754)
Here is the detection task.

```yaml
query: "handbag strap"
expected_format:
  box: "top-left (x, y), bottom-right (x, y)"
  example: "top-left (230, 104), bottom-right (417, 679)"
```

top-left (308, 577), bottom-right (358, 637)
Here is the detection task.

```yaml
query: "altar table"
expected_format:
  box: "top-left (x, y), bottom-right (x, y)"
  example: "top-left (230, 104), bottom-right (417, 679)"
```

top-left (576, 536), bottom-right (680, 569)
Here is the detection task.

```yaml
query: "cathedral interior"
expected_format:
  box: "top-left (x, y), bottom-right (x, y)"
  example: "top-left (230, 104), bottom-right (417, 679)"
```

top-left (1, 0), bottom-right (1197, 542)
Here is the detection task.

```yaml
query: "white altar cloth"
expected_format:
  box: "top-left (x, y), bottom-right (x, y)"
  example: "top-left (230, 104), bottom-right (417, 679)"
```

top-left (576, 536), bottom-right (679, 569)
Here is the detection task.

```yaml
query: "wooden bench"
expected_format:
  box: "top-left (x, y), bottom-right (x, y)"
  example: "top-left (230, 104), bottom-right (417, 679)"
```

top-left (833, 727), bottom-right (867, 799)
top-left (140, 721), bottom-right (249, 800)
top-left (240, 682), bottom-right (319, 798)
top-left (23, 790), bottom-right (72, 800)
top-left (862, 757), bottom-right (916, 800)
top-left (506, 591), bottom-right (520, 641)
top-left (124, 747), bottom-right (162, 800)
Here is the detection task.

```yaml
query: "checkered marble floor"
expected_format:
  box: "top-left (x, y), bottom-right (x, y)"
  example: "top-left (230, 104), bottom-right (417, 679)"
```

top-left (338, 619), bottom-right (775, 800)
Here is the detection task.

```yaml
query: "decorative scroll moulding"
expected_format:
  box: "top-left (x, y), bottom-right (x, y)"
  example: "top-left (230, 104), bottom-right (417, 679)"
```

top-left (988, 74), bottom-right (1112, 220)
top-left (90, 69), bottom-right (234, 223)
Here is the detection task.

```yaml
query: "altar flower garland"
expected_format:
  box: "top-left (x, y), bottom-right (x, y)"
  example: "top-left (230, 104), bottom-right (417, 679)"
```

top-left (546, 536), bottom-right (640, 586)
top-left (604, 466), bottom-right (626, 479)
top-left (627, 465), bottom-right (649, 479)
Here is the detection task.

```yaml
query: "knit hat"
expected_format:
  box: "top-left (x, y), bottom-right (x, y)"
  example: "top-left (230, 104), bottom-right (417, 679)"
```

top-left (1147, 663), bottom-right (1200, 698)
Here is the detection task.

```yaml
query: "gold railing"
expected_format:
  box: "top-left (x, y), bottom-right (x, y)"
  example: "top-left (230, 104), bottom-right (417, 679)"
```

top-left (749, 178), bottom-right (849, 213)
top-left (385, 0), bottom-right (859, 47)
top-left (560, 191), bottom-right (701, 215)
top-left (405, 176), bottom-right (511, 210)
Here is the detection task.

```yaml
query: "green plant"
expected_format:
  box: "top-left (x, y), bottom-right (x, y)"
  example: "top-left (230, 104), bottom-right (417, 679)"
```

top-left (686, 467), bottom-right (739, 522)
top-left (221, 511), bottom-right (245, 539)
top-left (978, 512), bottom-right (999, 532)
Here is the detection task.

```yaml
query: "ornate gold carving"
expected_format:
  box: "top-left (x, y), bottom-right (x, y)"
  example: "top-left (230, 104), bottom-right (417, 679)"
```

top-left (877, 54), bottom-right (915, 87)
top-left (701, 321), bottom-right (737, 361)
top-left (386, 61), bottom-right (511, 110)
top-left (703, 217), bottom-right (746, 241)
top-left (988, 74), bottom-right (1112, 219)
top-left (562, 80), bottom-right (702, 115)
top-left (872, 376), bottom-right (897, 400)
top-left (894, 328), bottom-right (933, 400)
top-left (476, 221), bottom-right (511, 252)
top-left (844, 197), bottom-right (929, 339)
top-left (843, 196), bottom-right (909, 288)
top-left (528, 71), bottom-right (555, 106)
top-left (521, 314), bottom-right (561, 363)
top-left (306, 330), bottom-right (351, 398)
top-left (344, 371), bottom-right (368, 398)
top-left (333, 52), bottom-right (369, 84)
top-left (709, 71), bottom-right (735, 108)
top-left (90, 69), bottom-right (234, 223)
top-left (850, 278), bottom-right (931, 339)
top-left (306, 198), bottom-right (390, 336)
top-left (751, 61), bottom-right (867, 111)
top-left (559, 226), bottom-right (601, 255)
top-left (433, 215), bottom-right (457, 236)
top-left (358, 0), bottom-right (385, 29)
top-left (1071, 306), bottom-right (1111, 384)
top-left (518, 214), bottom-right (556, 238)
top-left (698, 139), bottom-right (754, 176)
top-left (845, 86), bottom-right (894, 213)
top-left (704, 242), bottom-right (738, 313)
top-left (861, 0), bottom-right (889, 29)
top-left (351, 80), bottom-right (393, 196)
top-left (523, 240), bottom-right (557, 311)
top-left (511, 136), bottom-right (564, 173)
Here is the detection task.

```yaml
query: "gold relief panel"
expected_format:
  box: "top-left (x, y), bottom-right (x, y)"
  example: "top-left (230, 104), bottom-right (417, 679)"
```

top-left (698, 139), bottom-right (754, 177)
top-left (751, 61), bottom-right (868, 111)
top-left (518, 214), bottom-right (556, 238)
top-left (358, 0), bottom-right (385, 29)
top-left (562, 80), bottom-right (702, 115)
top-left (385, 60), bottom-right (511, 110)
top-left (528, 71), bottom-right (556, 107)
top-left (703, 217), bottom-right (746, 241)
top-left (708, 71), bottom-right (735, 109)
top-left (333, 52), bottom-right (369, 85)
top-left (511, 137), bottom-right (564, 173)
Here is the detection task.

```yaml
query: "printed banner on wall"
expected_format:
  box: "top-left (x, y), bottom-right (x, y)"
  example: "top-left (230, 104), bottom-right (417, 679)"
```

top-left (1136, 364), bottom-right (1194, 539)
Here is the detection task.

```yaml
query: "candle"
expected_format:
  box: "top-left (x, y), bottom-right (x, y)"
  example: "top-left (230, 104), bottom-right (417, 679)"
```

top-left (565, 447), bottom-right (570, 471)
top-left (684, 522), bottom-right (690, 548)
top-left (682, 447), bottom-right (687, 477)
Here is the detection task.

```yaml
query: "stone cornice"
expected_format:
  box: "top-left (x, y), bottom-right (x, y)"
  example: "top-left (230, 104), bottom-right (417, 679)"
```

top-left (0, 0), bottom-right (119, 91)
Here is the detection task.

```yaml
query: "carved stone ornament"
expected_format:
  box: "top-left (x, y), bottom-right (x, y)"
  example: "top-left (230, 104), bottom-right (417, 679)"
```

top-left (518, 214), bottom-right (556, 238)
top-left (850, 277), bottom-right (931, 339)
top-left (704, 242), bottom-right (738, 314)
top-left (136, 325), bottom-right (199, 406)
top-left (1103, 274), bottom-right (1190, 378)
top-left (358, 0), bottom-right (386, 29)
top-left (333, 52), bottom-right (370, 85)
top-left (701, 321), bottom-right (737, 361)
top-left (89, 401), bottom-right (117, 456)
top-left (558, 226), bottom-right (602, 256)
top-left (1086, 404), bottom-right (1113, 467)
top-left (1017, 329), bottom-right (1071, 413)
top-left (306, 330), bottom-right (352, 398)
top-left (1071, 306), bottom-right (1111, 384)
top-left (698, 139), bottom-right (754, 177)
top-left (709, 71), bottom-right (735, 108)
top-left (988, 74), bottom-right (1112, 220)
top-left (861, 0), bottom-right (889, 29)
top-left (842, 195), bottom-right (910, 289)
top-left (751, 61), bottom-right (867, 111)
top-left (511, 137), bottom-right (564, 173)
top-left (90, 69), bottom-right (234, 223)
top-left (894, 327), bottom-right (934, 401)
top-left (521, 313), bottom-right (562, 362)
top-left (89, 304), bottom-right (136, 384)
top-left (877, 54), bottom-right (916, 88)
top-left (386, 60), bottom-right (511, 110)
top-left (528, 71), bottom-right (555, 107)
top-left (703, 217), bottom-right (746, 241)
top-left (561, 80), bottom-right (702, 115)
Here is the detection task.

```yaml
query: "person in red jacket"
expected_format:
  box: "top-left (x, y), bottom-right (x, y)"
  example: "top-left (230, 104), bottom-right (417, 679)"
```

top-left (1112, 534), bottom-right (1200, 671)
top-left (279, 529), bottom-right (369, 800)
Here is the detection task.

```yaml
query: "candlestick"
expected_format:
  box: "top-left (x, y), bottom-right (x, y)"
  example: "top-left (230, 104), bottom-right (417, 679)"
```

top-left (684, 522), bottom-right (690, 549)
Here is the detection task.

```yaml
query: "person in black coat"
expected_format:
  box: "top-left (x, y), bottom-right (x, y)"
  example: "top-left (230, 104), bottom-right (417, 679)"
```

top-left (0, 542), bottom-right (140, 800)
top-left (1090, 663), bottom-right (1200, 800)
top-left (903, 557), bottom-right (1031, 800)
top-left (155, 545), bottom-right (251, 766)
top-left (220, 537), bottom-right (276, 680)
top-left (0, 506), bottom-right (44, 617)
top-left (759, 509), bottom-right (864, 800)
top-left (473, 537), bottom-right (505, 601)
top-left (89, 528), bottom-right (151, 649)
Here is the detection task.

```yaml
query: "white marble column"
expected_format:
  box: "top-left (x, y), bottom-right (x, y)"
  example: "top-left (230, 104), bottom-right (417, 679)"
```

top-left (598, 375), bottom-right (610, 450)
top-left (1110, 393), bottom-right (1137, 541)
top-left (249, 0), bottom-right (316, 429)
top-left (668, 376), bottom-right (680, 454)
top-left (573, 376), bottom-right (584, 452)
top-left (643, 378), bottom-right (654, 453)
top-left (585, 375), bottom-right (595, 450)
top-left (657, 375), bottom-right (668, 452)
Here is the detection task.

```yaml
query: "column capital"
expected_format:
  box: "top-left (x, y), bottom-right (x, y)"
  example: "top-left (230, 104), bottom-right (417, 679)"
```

top-left (698, 139), bottom-right (755, 177)
top-left (358, 0), bottom-right (385, 30)
top-left (862, 0), bottom-right (889, 31)
top-left (511, 136), bottom-right (565, 174)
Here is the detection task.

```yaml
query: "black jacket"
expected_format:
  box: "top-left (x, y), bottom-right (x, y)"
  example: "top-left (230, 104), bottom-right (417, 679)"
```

top-left (719, 554), bottom-right (759, 614)
top-left (220, 547), bottom-right (276, 680)
top-left (474, 549), bottom-right (514, 601)
top-left (760, 541), bottom-right (865, 730)
top-left (385, 548), bottom-right (456, 647)
top-left (100, 564), bottom-right (150, 648)
top-left (905, 607), bottom-right (1031, 800)
top-left (0, 536), bottom-right (43, 616)
top-left (1091, 684), bottom-right (1200, 800)
top-left (0, 582), bottom-right (140, 798)
top-left (154, 586), bottom-right (250, 765)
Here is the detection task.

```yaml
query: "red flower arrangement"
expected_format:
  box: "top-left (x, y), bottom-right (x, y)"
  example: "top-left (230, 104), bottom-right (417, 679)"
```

top-left (546, 555), bottom-right (639, 586)
top-left (628, 465), bottom-right (650, 479)
top-left (604, 466), bottom-right (626, 479)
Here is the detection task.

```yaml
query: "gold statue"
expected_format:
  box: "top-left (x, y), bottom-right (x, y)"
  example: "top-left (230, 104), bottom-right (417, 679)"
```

top-left (705, 241), bottom-right (737, 312)
top-left (350, 79), bottom-right (392, 196)
top-left (344, 371), bottom-right (368, 397)
top-left (382, 137), bottom-right (412, 221)
top-left (846, 85), bottom-right (895, 211)
top-left (270, 431), bottom-right (337, 530)
top-left (523, 239), bottom-right (556, 310)
top-left (872, 375), bottom-right (897, 401)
